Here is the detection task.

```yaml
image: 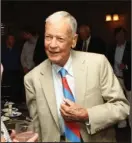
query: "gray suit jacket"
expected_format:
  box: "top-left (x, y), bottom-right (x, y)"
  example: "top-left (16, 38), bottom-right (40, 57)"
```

top-left (24, 50), bottom-right (129, 142)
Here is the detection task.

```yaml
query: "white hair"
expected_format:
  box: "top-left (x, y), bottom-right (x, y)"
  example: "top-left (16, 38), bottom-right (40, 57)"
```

top-left (45, 11), bottom-right (77, 35)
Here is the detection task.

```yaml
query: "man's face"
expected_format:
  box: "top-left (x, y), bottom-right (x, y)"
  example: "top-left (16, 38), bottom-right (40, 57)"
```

top-left (115, 30), bottom-right (125, 43)
top-left (79, 26), bottom-right (90, 40)
top-left (6, 35), bottom-right (15, 47)
top-left (45, 20), bottom-right (77, 66)
top-left (22, 32), bottom-right (31, 40)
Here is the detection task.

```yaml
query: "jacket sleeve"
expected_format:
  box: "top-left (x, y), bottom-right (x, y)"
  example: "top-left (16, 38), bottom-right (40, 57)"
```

top-left (86, 55), bottom-right (130, 135)
top-left (21, 44), bottom-right (27, 69)
top-left (24, 75), bottom-right (42, 141)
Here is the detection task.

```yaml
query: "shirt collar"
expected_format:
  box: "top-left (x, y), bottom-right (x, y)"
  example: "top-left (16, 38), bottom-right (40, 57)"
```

top-left (52, 53), bottom-right (73, 76)
top-left (6, 44), bottom-right (13, 49)
top-left (117, 41), bottom-right (126, 47)
top-left (84, 36), bottom-right (91, 43)
top-left (29, 36), bottom-right (38, 44)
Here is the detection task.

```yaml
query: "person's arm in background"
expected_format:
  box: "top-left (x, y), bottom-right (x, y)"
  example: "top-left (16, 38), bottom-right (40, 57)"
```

top-left (20, 43), bottom-right (29, 74)
top-left (1, 64), bottom-right (3, 77)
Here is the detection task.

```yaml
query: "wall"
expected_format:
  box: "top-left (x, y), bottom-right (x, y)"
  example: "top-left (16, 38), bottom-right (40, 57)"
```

top-left (1, 1), bottom-right (131, 44)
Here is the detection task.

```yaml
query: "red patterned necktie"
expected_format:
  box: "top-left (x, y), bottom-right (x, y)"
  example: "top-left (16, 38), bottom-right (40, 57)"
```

top-left (59, 68), bottom-right (81, 142)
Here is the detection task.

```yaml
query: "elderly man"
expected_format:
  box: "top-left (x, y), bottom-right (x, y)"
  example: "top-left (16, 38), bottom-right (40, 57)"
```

top-left (24, 11), bottom-right (129, 142)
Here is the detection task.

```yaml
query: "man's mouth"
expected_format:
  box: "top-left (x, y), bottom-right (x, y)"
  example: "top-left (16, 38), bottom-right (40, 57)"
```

top-left (49, 51), bottom-right (59, 54)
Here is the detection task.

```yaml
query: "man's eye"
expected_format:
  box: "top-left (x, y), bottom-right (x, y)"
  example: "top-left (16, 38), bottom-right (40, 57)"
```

top-left (57, 38), bottom-right (64, 42)
top-left (45, 36), bottom-right (52, 40)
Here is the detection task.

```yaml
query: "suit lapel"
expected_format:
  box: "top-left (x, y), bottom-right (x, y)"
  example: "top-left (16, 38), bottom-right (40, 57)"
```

top-left (39, 61), bottom-right (60, 131)
top-left (71, 51), bottom-right (87, 106)
top-left (76, 40), bottom-right (83, 51)
top-left (122, 41), bottom-right (129, 64)
top-left (111, 44), bottom-right (116, 66)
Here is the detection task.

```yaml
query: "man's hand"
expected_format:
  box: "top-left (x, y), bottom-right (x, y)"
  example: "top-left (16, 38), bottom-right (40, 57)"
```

top-left (1, 137), bottom-right (6, 142)
top-left (10, 130), bottom-right (38, 142)
top-left (60, 99), bottom-right (88, 122)
top-left (119, 63), bottom-right (126, 70)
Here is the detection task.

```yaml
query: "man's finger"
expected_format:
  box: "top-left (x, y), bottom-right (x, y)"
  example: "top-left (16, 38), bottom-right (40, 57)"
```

top-left (60, 108), bottom-right (70, 117)
top-left (60, 103), bottom-right (71, 113)
top-left (60, 109), bottom-right (73, 121)
top-left (60, 108), bottom-right (77, 120)
top-left (63, 98), bottom-right (74, 106)
top-left (60, 107), bottom-right (81, 122)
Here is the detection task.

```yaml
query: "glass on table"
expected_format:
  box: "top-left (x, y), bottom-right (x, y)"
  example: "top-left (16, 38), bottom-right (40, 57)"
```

top-left (15, 122), bottom-right (36, 142)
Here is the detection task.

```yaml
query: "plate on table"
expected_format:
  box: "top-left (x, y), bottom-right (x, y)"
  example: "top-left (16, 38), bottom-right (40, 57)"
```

top-left (4, 102), bottom-right (14, 107)
top-left (1, 116), bottom-right (10, 122)
top-left (2, 108), bottom-right (18, 112)
top-left (4, 111), bottom-right (22, 117)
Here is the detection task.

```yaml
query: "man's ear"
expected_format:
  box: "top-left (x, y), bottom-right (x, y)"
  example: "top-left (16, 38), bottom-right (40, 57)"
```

top-left (71, 34), bottom-right (78, 49)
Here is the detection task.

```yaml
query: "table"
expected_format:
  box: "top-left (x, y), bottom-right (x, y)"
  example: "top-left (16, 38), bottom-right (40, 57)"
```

top-left (2, 102), bottom-right (31, 130)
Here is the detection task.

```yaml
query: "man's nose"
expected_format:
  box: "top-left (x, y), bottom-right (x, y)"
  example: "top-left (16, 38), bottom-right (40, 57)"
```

top-left (50, 38), bottom-right (57, 48)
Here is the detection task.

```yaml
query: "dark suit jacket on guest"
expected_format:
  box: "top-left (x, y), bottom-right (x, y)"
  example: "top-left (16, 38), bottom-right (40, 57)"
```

top-left (107, 41), bottom-right (131, 91)
top-left (33, 35), bottom-right (48, 66)
top-left (75, 36), bottom-right (106, 55)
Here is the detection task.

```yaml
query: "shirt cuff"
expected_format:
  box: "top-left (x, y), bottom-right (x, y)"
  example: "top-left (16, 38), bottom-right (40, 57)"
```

top-left (85, 118), bottom-right (91, 134)
top-left (85, 119), bottom-right (90, 126)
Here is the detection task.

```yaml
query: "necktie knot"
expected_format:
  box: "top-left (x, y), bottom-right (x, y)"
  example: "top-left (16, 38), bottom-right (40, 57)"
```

top-left (59, 68), bottom-right (67, 77)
